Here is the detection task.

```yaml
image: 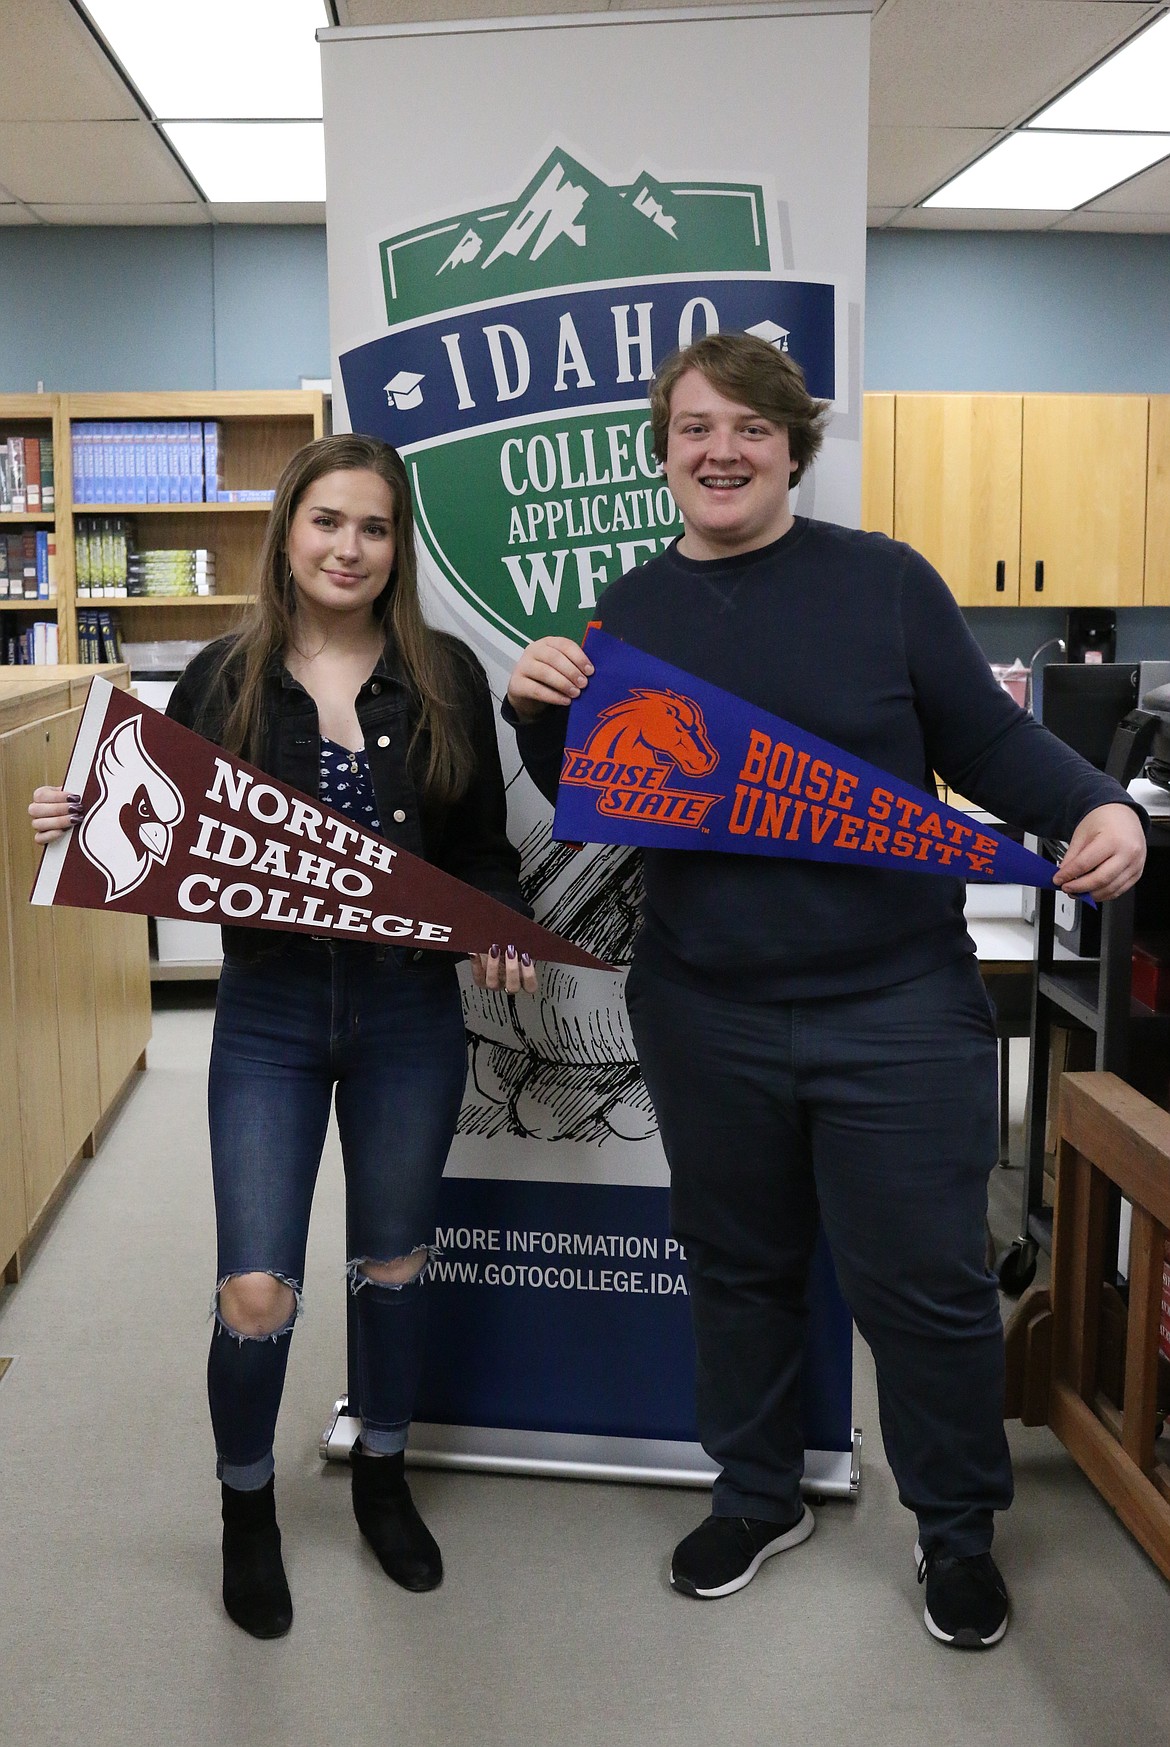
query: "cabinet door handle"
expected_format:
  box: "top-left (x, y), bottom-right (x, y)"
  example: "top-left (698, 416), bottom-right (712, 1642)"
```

top-left (1034, 560), bottom-right (1044, 593)
top-left (996, 560), bottom-right (1005, 593)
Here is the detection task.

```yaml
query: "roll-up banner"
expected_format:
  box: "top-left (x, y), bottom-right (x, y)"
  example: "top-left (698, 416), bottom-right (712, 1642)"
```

top-left (320, 2), bottom-right (871, 1493)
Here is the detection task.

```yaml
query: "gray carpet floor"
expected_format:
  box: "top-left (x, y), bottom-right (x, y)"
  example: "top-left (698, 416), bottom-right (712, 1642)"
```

top-left (2, 1013), bottom-right (1169, 1746)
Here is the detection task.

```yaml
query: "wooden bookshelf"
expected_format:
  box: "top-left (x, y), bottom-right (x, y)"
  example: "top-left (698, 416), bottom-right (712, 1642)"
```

top-left (0, 393), bottom-right (66, 661)
top-left (54, 390), bottom-right (323, 667)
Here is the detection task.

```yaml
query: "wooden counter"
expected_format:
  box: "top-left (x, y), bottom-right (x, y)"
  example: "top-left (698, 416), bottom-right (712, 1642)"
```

top-left (0, 665), bottom-right (151, 1281)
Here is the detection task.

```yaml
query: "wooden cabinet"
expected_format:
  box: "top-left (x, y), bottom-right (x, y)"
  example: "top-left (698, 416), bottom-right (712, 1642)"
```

top-left (1145, 396), bottom-right (1170, 607)
top-left (891, 394), bottom-right (1022, 605)
top-left (862, 391), bottom-right (1160, 609)
top-left (0, 667), bottom-right (151, 1279)
top-left (860, 392), bottom-right (895, 537)
top-left (1019, 394), bottom-right (1148, 608)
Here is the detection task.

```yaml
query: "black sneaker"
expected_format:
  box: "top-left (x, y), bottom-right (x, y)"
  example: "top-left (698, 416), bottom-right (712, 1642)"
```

top-left (916, 1543), bottom-right (1009, 1648)
top-left (671, 1506), bottom-right (814, 1598)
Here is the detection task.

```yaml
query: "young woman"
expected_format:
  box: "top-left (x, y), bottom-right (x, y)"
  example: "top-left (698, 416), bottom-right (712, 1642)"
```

top-left (31, 433), bottom-right (536, 1639)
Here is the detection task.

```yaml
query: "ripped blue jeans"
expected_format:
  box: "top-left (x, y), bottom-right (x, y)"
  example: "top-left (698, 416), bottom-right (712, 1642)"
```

top-left (206, 937), bottom-right (468, 1488)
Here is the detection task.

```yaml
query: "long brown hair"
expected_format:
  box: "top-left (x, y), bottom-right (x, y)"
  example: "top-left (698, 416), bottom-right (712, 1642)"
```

top-left (218, 433), bottom-right (473, 803)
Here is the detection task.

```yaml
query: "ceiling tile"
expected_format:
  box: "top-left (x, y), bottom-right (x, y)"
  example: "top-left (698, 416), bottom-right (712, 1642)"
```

top-left (1053, 207), bottom-right (1170, 231)
top-left (871, 0), bottom-right (1161, 128)
top-left (208, 202), bottom-right (327, 223)
top-left (27, 204), bottom-right (208, 226)
top-left (1079, 149), bottom-right (1170, 210)
top-left (0, 0), bottom-right (141, 122)
top-left (869, 125), bottom-right (1000, 206)
top-left (337, 0), bottom-right (597, 20)
top-left (0, 122), bottom-right (198, 205)
top-left (0, 204), bottom-right (39, 226)
top-left (889, 205), bottom-right (1059, 230)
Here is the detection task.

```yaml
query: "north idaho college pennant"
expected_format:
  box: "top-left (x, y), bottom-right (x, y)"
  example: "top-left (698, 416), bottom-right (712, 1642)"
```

top-left (553, 629), bottom-right (1064, 890)
top-left (32, 678), bottom-right (608, 970)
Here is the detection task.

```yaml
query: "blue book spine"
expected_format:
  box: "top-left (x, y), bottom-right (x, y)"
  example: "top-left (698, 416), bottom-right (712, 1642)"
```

top-left (113, 422), bottom-right (126, 504)
top-left (146, 423), bottom-right (159, 504)
top-left (177, 421), bottom-right (192, 503)
top-left (82, 423), bottom-right (95, 506)
top-left (95, 421), bottom-right (109, 503)
top-left (35, 529), bottom-right (48, 597)
top-left (202, 420), bottom-right (221, 500)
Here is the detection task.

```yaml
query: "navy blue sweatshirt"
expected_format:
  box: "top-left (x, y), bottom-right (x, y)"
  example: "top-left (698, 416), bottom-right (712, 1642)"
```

top-left (508, 517), bottom-right (1136, 1000)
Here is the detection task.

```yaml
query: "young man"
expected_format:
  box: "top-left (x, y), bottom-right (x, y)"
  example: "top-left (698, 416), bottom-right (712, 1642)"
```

top-left (504, 332), bottom-right (1145, 1648)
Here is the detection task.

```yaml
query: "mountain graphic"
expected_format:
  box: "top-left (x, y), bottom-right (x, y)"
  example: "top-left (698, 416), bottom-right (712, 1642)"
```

top-left (378, 147), bottom-right (771, 326)
top-left (440, 151), bottom-right (685, 289)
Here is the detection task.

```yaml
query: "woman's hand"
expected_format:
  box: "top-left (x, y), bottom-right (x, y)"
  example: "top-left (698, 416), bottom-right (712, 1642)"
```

top-left (1053, 803), bottom-right (1147, 901)
top-left (28, 786), bottom-right (82, 845)
top-left (506, 636), bottom-right (594, 722)
top-left (469, 944), bottom-right (539, 995)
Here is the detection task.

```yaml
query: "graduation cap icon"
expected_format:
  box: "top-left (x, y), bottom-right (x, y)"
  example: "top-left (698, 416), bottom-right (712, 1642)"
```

top-left (383, 370), bottom-right (425, 411)
top-left (745, 319), bottom-right (790, 351)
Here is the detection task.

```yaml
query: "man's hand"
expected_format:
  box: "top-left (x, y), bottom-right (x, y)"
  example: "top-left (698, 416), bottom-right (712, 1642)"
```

top-left (506, 637), bottom-right (594, 722)
top-left (469, 944), bottom-right (538, 994)
top-left (1054, 803), bottom-right (1147, 901)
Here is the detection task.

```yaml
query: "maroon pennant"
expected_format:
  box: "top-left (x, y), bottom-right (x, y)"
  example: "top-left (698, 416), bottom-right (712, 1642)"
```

top-left (31, 677), bottom-right (608, 971)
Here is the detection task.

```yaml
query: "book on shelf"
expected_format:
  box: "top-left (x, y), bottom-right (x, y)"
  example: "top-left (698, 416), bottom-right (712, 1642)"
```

top-left (1, 532), bottom-right (20, 600)
top-left (21, 530), bottom-right (37, 599)
top-left (1, 436), bottom-right (28, 512)
top-left (72, 419), bottom-right (231, 504)
top-left (24, 437), bottom-right (41, 511)
top-left (75, 515), bottom-right (132, 598)
top-left (129, 547), bottom-right (216, 598)
top-left (40, 437), bottom-right (54, 511)
top-left (0, 619), bottom-right (58, 666)
top-left (76, 607), bottom-right (122, 665)
top-left (33, 529), bottom-right (54, 598)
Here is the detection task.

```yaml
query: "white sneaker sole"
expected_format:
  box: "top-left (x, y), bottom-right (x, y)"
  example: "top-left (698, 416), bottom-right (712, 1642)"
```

top-left (914, 1542), bottom-right (1009, 1648)
top-left (671, 1505), bottom-right (815, 1599)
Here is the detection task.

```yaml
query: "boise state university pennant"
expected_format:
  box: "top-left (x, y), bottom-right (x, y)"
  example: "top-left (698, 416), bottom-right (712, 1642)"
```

top-left (31, 677), bottom-right (608, 970)
top-left (553, 629), bottom-right (1064, 890)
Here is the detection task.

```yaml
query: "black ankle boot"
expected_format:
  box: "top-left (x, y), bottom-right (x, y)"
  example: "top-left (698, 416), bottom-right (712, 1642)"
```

top-left (350, 1442), bottom-right (443, 1591)
top-left (220, 1476), bottom-right (293, 1638)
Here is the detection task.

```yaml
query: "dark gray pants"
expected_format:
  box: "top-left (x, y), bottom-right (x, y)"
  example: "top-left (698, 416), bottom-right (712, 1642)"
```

top-left (625, 953), bottom-right (1012, 1557)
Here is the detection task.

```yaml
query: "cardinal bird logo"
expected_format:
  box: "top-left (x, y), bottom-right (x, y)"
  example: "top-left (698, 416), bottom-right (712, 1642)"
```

top-left (78, 716), bottom-right (185, 900)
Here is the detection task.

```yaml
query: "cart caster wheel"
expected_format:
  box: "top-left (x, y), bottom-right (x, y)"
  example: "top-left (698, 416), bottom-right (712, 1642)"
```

top-left (995, 1239), bottom-right (1038, 1297)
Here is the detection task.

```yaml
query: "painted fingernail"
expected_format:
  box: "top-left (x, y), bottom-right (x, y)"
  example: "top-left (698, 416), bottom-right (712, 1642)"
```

top-left (489, 944), bottom-right (500, 959)
top-left (66, 793), bottom-right (82, 803)
top-left (506, 943), bottom-right (517, 960)
top-left (520, 952), bottom-right (532, 967)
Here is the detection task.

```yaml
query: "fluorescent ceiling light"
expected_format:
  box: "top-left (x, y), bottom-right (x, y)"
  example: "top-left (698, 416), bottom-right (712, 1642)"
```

top-left (162, 122), bottom-right (325, 202)
top-left (925, 130), bottom-right (1170, 210)
top-left (1030, 13), bottom-right (1170, 133)
top-left (83, 0), bottom-right (324, 119)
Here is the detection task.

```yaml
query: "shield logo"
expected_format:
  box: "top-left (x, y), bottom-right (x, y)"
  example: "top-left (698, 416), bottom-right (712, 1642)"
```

top-left (339, 146), bottom-right (836, 653)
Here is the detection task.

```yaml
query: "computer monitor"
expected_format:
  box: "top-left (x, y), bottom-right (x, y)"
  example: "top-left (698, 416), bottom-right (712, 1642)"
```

top-left (1039, 662), bottom-right (1139, 771)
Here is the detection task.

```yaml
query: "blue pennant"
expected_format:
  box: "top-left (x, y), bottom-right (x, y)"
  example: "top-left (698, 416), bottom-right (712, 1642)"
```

top-left (553, 627), bottom-right (1066, 891)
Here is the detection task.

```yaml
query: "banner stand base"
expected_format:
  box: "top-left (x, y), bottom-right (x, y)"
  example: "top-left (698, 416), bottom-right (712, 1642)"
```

top-left (320, 1398), bottom-right (861, 1499)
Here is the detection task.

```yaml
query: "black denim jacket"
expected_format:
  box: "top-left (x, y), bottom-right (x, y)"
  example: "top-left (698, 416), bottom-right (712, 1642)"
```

top-left (166, 633), bottom-right (528, 957)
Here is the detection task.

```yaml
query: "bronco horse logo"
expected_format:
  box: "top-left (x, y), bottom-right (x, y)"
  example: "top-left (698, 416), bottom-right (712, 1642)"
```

top-left (561, 687), bottom-right (723, 828)
top-left (582, 689), bottom-right (719, 777)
